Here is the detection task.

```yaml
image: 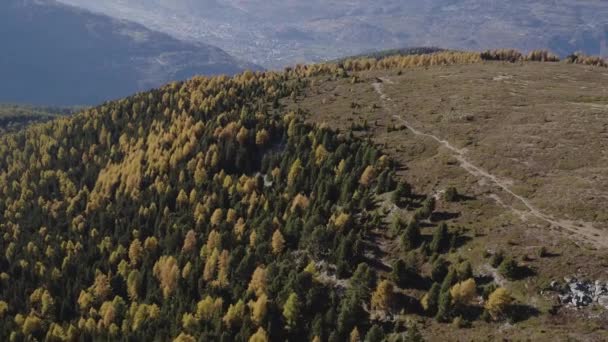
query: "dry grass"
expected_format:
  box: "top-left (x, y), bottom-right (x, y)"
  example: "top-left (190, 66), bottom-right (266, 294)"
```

top-left (285, 60), bottom-right (608, 340)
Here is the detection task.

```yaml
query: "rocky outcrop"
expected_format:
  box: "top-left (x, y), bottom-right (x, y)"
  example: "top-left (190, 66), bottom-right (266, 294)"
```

top-left (549, 278), bottom-right (608, 309)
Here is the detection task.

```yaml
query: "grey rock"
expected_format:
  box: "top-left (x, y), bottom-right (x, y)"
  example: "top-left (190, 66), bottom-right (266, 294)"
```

top-left (557, 278), bottom-right (608, 309)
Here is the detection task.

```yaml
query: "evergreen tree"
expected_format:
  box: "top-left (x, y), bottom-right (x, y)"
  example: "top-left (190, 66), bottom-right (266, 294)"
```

top-left (391, 259), bottom-right (412, 288)
top-left (431, 257), bottom-right (448, 282)
top-left (430, 223), bottom-right (449, 253)
top-left (420, 197), bottom-right (435, 219)
top-left (364, 325), bottom-right (385, 342)
top-left (422, 282), bottom-right (440, 316)
top-left (440, 268), bottom-right (457, 298)
top-left (401, 220), bottom-right (421, 251)
top-left (435, 288), bottom-right (452, 322)
top-left (283, 293), bottom-right (301, 330)
top-left (391, 181), bottom-right (411, 205)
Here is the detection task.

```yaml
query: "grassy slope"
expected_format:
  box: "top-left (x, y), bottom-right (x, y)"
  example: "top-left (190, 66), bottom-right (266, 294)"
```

top-left (287, 61), bottom-right (608, 340)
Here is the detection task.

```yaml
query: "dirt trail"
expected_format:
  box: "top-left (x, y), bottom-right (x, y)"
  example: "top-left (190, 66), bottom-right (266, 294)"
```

top-left (372, 78), bottom-right (608, 249)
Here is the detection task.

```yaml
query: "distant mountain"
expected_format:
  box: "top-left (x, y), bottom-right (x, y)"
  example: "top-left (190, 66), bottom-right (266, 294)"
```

top-left (0, 104), bottom-right (75, 134)
top-left (1, 0), bottom-right (258, 106)
top-left (57, 0), bottom-right (608, 68)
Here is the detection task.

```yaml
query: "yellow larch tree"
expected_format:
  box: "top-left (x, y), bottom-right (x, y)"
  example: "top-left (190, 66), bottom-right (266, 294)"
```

top-left (371, 280), bottom-right (395, 311)
top-left (450, 278), bottom-right (477, 306)
top-left (249, 327), bottom-right (269, 342)
top-left (255, 129), bottom-right (270, 146)
top-left (248, 293), bottom-right (268, 325)
top-left (287, 159), bottom-right (302, 187)
top-left (314, 144), bottom-right (329, 165)
top-left (153, 256), bottom-right (180, 298)
top-left (485, 287), bottom-right (513, 320)
top-left (203, 248), bottom-right (219, 282)
top-left (248, 266), bottom-right (268, 297)
top-left (271, 230), bottom-right (285, 254)
top-left (182, 230), bottom-right (197, 253)
top-left (359, 166), bottom-right (375, 186)
top-left (223, 300), bottom-right (245, 329)
top-left (92, 271), bottom-right (112, 301)
top-left (128, 238), bottom-right (143, 266)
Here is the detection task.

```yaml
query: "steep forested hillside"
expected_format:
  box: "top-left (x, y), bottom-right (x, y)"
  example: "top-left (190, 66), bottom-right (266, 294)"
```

top-left (0, 51), bottom-right (606, 341)
top-left (0, 0), bottom-right (256, 106)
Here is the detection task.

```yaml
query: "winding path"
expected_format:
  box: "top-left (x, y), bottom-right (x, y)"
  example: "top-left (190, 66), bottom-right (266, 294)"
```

top-left (372, 78), bottom-right (607, 249)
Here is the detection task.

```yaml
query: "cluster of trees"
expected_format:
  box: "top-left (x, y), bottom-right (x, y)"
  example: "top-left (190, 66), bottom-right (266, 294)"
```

top-left (294, 48), bottom-right (606, 78)
top-left (481, 48), bottom-right (608, 66)
top-left (0, 65), bottom-right (418, 341)
top-left (564, 52), bottom-right (608, 67)
top-left (480, 49), bottom-right (560, 62)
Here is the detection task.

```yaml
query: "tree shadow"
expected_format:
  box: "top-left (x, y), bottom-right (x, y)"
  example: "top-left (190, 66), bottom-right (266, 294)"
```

top-left (454, 193), bottom-right (476, 202)
top-left (475, 275), bottom-right (494, 286)
top-left (430, 211), bottom-right (461, 222)
top-left (408, 274), bottom-right (433, 291)
top-left (540, 251), bottom-right (561, 258)
top-left (457, 305), bottom-right (485, 322)
top-left (419, 221), bottom-right (435, 229)
top-left (399, 292), bottom-right (424, 314)
top-left (511, 265), bottom-right (537, 280)
top-left (363, 256), bottom-right (392, 273)
top-left (366, 197), bottom-right (382, 211)
top-left (452, 235), bottom-right (472, 249)
top-left (393, 164), bottom-right (409, 172)
top-left (410, 193), bottom-right (427, 203)
top-left (507, 304), bottom-right (541, 323)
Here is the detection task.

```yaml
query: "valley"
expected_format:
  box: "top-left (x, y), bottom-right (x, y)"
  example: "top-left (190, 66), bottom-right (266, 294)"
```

top-left (57, 0), bottom-right (608, 68)
top-left (1, 0), bottom-right (255, 106)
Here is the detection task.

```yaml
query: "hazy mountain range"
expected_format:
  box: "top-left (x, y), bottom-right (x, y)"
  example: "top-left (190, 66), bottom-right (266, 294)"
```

top-left (57, 0), bottom-right (608, 68)
top-left (1, 0), bottom-right (256, 105)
